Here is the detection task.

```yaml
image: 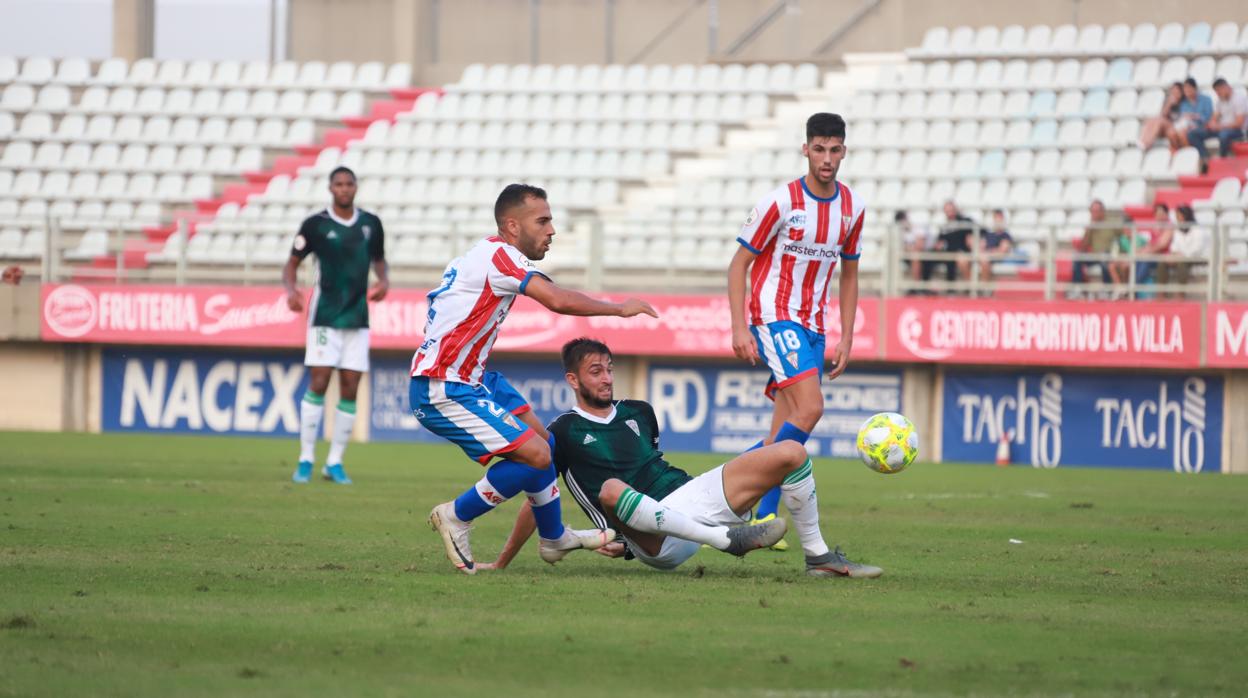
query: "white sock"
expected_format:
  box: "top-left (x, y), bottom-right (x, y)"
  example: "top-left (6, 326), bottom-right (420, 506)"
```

top-left (326, 401), bottom-right (356, 465)
top-left (781, 458), bottom-right (830, 557)
top-left (614, 487), bottom-right (731, 549)
top-left (299, 393), bottom-right (324, 463)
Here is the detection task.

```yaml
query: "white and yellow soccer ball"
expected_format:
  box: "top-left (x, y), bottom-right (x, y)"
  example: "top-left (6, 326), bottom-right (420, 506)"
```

top-left (856, 412), bottom-right (918, 474)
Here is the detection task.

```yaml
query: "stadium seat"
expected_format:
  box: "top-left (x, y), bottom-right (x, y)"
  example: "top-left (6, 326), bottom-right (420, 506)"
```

top-left (1102, 24), bottom-right (1131, 53)
top-left (127, 58), bottom-right (158, 86)
top-left (918, 26), bottom-right (949, 55)
top-left (1023, 25), bottom-right (1052, 54)
top-left (1183, 22), bottom-right (1212, 52)
top-left (1209, 22), bottom-right (1241, 51)
top-left (182, 59), bottom-right (212, 86)
top-left (948, 26), bottom-right (975, 54)
top-left (1154, 22), bottom-right (1184, 53)
top-left (18, 111), bottom-right (53, 140)
top-left (2, 84), bottom-right (36, 111)
top-left (0, 56), bottom-right (18, 83)
top-left (972, 26), bottom-right (1000, 55)
top-left (1050, 24), bottom-right (1078, 53)
top-left (55, 58), bottom-right (90, 86)
top-left (1129, 23), bottom-right (1159, 54)
top-left (18, 57), bottom-right (55, 85)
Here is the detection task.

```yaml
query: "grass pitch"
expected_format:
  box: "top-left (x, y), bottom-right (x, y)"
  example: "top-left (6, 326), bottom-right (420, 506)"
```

top-left (2, 431), bottom-right (1246, 698)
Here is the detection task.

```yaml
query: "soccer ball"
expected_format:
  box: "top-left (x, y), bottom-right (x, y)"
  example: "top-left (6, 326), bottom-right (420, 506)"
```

top-left (856, 412), bottom-right (918, 474)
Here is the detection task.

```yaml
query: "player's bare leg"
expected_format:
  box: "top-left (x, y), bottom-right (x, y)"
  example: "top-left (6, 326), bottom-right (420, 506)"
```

top-left (598, 478), bottom-right (785, 557)
top-left (322, 369), bottom-right (361, 484)
top-left (724, 440), bottom-right (881, 578)
top-left (294, 366), bottom-right (334, 483)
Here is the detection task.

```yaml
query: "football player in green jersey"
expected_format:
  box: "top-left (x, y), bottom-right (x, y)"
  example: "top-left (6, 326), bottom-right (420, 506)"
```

top-left (480, 338), bottom-right (883, 578)
top-left (283, 166), bottom-right (389, 485)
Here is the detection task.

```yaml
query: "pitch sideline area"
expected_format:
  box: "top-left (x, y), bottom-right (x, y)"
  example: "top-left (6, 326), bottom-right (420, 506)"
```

top-left (2, 432), bottom-right (1245, 697)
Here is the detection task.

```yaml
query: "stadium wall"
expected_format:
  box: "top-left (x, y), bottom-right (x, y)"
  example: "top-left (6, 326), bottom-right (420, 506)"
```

top-left (283, 0), bottom-right (1248, 83)
top-left (8, 283), bottom-right (1248, 474)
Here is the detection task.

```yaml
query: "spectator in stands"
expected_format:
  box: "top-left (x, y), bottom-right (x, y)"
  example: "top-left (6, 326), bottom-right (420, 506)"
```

top-left (895, 210), bottom-right (933, 291)
top-left (1186, 78), bottom-right (1248, 161)
top-left (1135, 202), bottom-right (1174, 288)
top-left (1138, 82), bottom-right (1185, 150)
top-left (978, 209), bottom-right (1015, 284)
top-left (923, 200), bottom-right (977, 288)
top-left (1158, 205), bottom-right (1208, 299)
top-left (1, 265), bottom-right (21, 285)
top-left (1172, 78), bottom-right (1214, 156)
top-left (1070, 199), bottom-right (1121, 297)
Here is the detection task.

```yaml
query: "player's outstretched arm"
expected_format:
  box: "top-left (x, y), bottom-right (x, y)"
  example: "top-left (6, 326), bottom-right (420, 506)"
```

top-left (727, 246), bottom-right (760, 365)
top-left (477, 501), bottom-right (537, 571)
top-left (282, 255), bottom-right (304, 312)
top-left (524, 276), bottom-right (658, 319)
top-left (829, 259), bottom-right (859, 380)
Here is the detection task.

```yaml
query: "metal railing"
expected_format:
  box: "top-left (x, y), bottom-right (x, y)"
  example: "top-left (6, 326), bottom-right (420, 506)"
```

top-left (14, 218), bottom-right (1247, 302)
top-left (886, 221), bottom-right (1240, 302)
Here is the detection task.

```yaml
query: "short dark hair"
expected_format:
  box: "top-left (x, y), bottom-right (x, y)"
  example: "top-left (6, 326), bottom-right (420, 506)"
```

top-left (494, 183), bottom-right (548, 226)
top-left (329, 166), bottom-right (356, 183)
top-left (893, 211), bottom-right (908, 223)
top-left (992, 209), bottom-right (1005, 217)
top-left (1154, 202), bottom-right (1170, 213)
top-left (806, 112), bottom-right (846, 142)
top-left (561, 337), bottom-right (612, 374)
top-left (1184, 77), bottom-right (1198, 89)
top-left (1213, 77), bottom-right (1229, 89)
top-left (1175, 205), bottom-right (1195, 222)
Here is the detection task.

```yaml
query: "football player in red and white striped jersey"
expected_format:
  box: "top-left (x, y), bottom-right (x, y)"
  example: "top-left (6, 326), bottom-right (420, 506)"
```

top-left (415, 183), bottom-right (657, 575)
top-left (726, 113), bottom-right (866, 559)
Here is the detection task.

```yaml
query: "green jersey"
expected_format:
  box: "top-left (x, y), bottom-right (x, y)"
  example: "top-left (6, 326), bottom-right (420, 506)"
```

top-left (291, 208), bottom-right (385, 328)
top-left (549, 400), bottom-right (691, 528)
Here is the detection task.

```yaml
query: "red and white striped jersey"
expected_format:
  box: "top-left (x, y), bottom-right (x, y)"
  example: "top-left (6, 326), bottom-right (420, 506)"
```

top-left (737, 178), bottom-right (866, 334)
top-left (410, 236), bottom-right (548, 385)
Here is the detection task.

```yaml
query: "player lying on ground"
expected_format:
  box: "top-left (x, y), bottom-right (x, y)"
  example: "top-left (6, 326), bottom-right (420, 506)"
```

top-left (728, 113), bottom-right (865, 543)
top-left (412, 184), bottom-right (658, 575)
top-left (479, 338), bottom-right (882, 578)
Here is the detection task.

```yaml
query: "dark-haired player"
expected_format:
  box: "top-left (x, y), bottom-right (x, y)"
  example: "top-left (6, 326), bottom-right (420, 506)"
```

top-left (414, 183), bottom-right (658, 574)
top-left (285, 166), bottom-right (388, 485)
top-left (727, 112), bottom-right (866, 546)
top-left (479, 338), bottom-right (882, 578)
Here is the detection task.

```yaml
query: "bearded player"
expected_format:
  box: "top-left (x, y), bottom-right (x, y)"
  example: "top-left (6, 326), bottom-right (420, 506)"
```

top-left (415, 184), bottom-right (658, 575)
top-left (479, 338), bottom-right (882, 578)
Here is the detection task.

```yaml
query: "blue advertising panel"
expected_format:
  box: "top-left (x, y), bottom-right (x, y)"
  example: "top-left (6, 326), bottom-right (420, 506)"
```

top-left (648, 364), bottom-right (903, 456)
top-left (943, 370), bottom-right (1223, 472)
top-left (369, 358), bottom-right (577, 442)
top-left (102, 348), bottom-right (308, 436)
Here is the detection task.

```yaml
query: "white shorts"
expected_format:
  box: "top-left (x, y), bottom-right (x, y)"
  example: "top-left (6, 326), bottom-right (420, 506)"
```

top-left (626, 464), bottom-right (751, 571)
top-left (305, 326), bottom-right (370, 372)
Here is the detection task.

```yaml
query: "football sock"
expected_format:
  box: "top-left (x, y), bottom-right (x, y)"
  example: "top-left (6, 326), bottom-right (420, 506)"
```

top-left (453, 458), bottom-right (530, 521)
top-left (326, 399), bottom-right (356, 465)
top-left (452, 459), bottom-right (561, 528)
top-left (298, 390), bottom-right (325, 463)
top-left (780, 458), bottom-right (829, 557)
top-left (526, 463), bottom-right (567, 540)
top-left (613, 487), bottom-right (731, 550)
top-left (754, 422), bottom-right (811, 518)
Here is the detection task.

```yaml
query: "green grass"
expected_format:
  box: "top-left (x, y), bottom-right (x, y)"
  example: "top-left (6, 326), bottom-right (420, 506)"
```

top-left (2, 431), bottom-right (1246, 698)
